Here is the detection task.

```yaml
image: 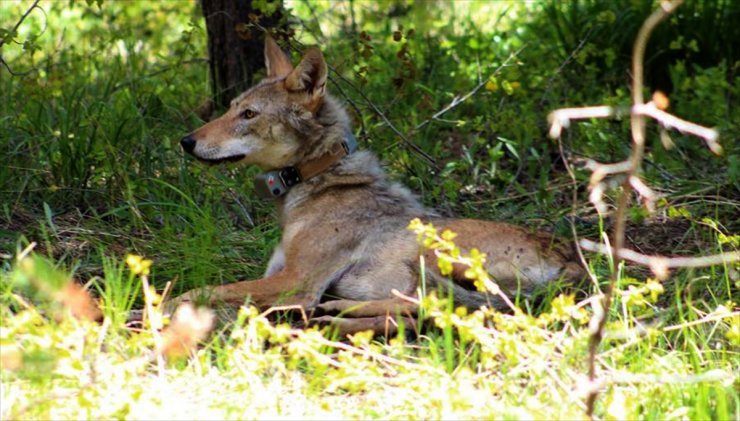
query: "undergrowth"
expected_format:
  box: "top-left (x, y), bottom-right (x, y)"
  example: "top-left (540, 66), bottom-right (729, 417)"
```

top-left (1, 1), bottom-right (738, 419)
top-left (1, 220), bottom-right (737, 419)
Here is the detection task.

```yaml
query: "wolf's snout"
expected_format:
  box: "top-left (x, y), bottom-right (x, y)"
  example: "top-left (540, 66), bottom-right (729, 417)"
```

top-left (180, 135), bottom-right (196, 153)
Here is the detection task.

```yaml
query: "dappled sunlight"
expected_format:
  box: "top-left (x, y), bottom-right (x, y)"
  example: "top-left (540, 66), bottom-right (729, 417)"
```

top-left (1, 0), bottom-right (738, 419)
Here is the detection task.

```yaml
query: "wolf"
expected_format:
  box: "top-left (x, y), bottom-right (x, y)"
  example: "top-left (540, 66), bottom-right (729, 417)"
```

top-left (170, 37), bottom-right (583, 336)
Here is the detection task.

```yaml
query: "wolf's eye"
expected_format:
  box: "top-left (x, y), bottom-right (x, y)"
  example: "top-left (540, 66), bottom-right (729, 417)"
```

top-left (241, 109), bottom-right (258, 119)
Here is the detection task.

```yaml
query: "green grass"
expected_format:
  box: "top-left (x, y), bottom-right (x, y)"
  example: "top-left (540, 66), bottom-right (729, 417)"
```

top-left (1, 1), bottom-right (738, 419)
top-left (1, 249), bottom-right (737, 419)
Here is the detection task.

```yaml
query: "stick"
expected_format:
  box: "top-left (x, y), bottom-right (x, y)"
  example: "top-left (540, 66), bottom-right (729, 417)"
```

top-left (415, 45), bottom-right (525, 131)
top-left (583, 1), bottom-right (685, 417)
top-left (579, 239), bottom-right (739, 278)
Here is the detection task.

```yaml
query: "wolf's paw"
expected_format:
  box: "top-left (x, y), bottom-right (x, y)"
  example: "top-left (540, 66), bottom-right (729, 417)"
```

top-left (161, 291), bottom-right (195, 317)
top-left (307, 315), bottom-right (407, 337)
top-left (125, 309), bottom-right (145, 329)
top-left (306, 315), bottom-right (337, 328)
top-left (306, 315), bottom-right (364, 337)
top-left (313, 299), bottom-right (363, 317)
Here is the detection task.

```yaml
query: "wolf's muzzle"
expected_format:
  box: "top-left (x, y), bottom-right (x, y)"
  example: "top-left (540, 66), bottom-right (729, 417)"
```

top-left (180, 135), bottom-right (196, 154)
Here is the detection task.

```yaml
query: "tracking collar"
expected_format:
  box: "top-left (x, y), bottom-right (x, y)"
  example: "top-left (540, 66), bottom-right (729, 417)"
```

top-left (254, 131), bottom-right (358, 199)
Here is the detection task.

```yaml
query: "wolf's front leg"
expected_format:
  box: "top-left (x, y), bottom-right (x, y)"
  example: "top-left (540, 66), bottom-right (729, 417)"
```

top-left (162, 269), bottom-right (315, 314)
top-left (165, 269), bottom-right (332, 311)
top-left (314, 297), bottom-right (418, 318)
top-left (309, 314), bottom-right (418, 337)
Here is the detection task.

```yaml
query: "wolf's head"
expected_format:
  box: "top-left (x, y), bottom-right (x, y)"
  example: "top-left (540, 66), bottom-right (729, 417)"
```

top-left (180, 38), bottom-right (349, 170)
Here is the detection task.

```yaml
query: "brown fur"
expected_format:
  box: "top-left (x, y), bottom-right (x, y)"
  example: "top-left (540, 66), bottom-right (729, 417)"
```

top-left (168, 37), bottom-right (584, 336)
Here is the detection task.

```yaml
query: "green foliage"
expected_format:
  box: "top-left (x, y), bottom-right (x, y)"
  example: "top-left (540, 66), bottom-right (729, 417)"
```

top-left (1, 0), bottom-right (738, 419)
top-left (1, 226), bottom-right (737, 419)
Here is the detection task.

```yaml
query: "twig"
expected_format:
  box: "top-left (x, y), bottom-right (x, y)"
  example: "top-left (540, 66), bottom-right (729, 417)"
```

top-left (579, 239), bottom-right (739, 279)
top-left (582, 160), bottom-right (632, 184)
top-left (260, 304), bottom-right (309, 325)
top-left (0, 0), bottom-right (45, 76)
top-left (299, 0), bottom-right (325, 42)
top-left (629, 175), bottom-right (658, 212)
top-left (0, 56), bottom-right (39, 76)
top-left (634, 102), bottom-right (721, 153)
top-left (324, 61), bottom-right (439, 168)
top-left (280, 36), bottom-right (438, 168)
top-left (17, 241), bottom-right (37, 260)
top-left (548, 102), bottom-right (719, 147)
top-left (545, 1), bottom-right (696, 417)
top-left (326, 73), bottom-right (367, 136)
top-left (415, 45), bottom-right (525, 131)
top-left (391, 288), bottom-right (421, 305)
top-left (539, 26), bottom-right (594, 106)
top-left (556, 137), bottom-right (600, 289)
top-left (548, 106), bottom-right (619, 139)
top-left (305, 330), bottom-right (443, 373)
top-left (662, 310), bottom-right (739, 332)
top-left (227, 188), bottom-right (255, 227)
top-left (607, 369), bottom-right (734, 385)
top-left (584, 2), bottom-right (685, 416)
top-left (112, 58), bottom-right (208, 92)
top-left (0, 0), bottom-right (42, 49)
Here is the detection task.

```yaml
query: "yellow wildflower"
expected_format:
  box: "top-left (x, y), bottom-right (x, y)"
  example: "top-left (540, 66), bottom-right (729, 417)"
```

top-left (126, 254), bottom-right (152, 276)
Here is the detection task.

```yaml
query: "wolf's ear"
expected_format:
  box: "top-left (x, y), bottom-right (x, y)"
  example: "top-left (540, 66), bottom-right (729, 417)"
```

top-left (264, 36), bottom-right (293, 78)
top-left (285, 48), bottom-right (327, 104)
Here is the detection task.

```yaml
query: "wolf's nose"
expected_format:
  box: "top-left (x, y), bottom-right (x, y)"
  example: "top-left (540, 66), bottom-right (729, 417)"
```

top-left (180, 135), bottom-right (196, 153)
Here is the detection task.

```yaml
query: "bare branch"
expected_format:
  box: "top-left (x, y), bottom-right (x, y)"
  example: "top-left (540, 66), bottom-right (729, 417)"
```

top-left (628, 175), bottom-right (658, 211)
top-left (0, 0), bottom-right (42, 49)
top-left (415, 45), bottom-right (525, 131)
top-left (548, 106), bottom-right (618, 138)
top-left (634, 102), bottom-right (721, 153)
top-left (539, 26), bottom-right (595, 106)
top-left (663, 310), bottom-right (739, 332)
top-left (259, 305), bottom-right (308, 325)
top-left (391, 288), bottom-right (421, 305)
top-left (324, 62), bottom-right (439, 169)
top-left (112, 58), bottom-right (208, 92)
top-left (588, 181), bottom-right (609, 215)
top-left (608, 369), bottom-right (735, 385)
top-left (583, 0), bottom-right (685, 417)
top-left (556, 137), bottom-right (601, 289)
top-left (0, 0), bottom-right (45, 77)
top-left (548, 102), bottom-right (719, 148)
top-left (583, 160), bottom-right (631, 185)
top-left (579, 239), bottom-right (739, 279)
top-left (0, 55), bottom-right (39, 76)
top-left (265, 31), bottom-right (439, 168)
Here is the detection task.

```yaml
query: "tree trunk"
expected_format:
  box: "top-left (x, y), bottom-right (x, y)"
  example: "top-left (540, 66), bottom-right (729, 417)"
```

top-left (201, 0), bottom-right (284, 109)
